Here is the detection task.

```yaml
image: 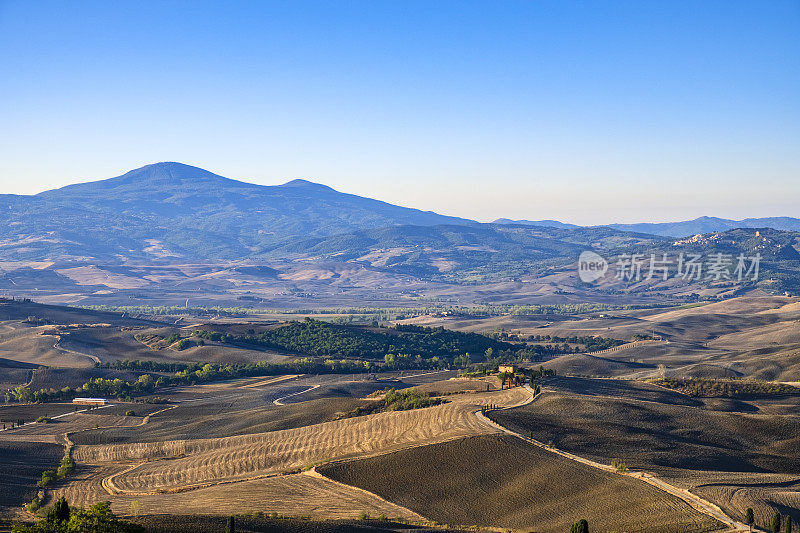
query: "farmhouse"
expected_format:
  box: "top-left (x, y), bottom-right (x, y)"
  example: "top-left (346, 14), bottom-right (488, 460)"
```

top-left (72, 397), bottom-right (108, 406)
top-left (498, 364), bottom-right (517, 374)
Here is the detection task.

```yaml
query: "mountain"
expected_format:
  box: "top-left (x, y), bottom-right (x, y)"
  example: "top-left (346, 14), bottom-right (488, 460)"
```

top-left (492, 218), bottom-right (579, 229)
top-left (494, 215), bottom-right (800, 238)
top-left (607, 216), bottom-right (800, 237)
top-left (0, 162), bottom-right (475, 261)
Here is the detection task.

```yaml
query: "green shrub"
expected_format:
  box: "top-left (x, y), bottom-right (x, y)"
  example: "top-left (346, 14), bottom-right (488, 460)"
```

top-left (37, 470), bottom-right (57, 488)
top-left (612, 459), bottom-right (627, 473)
top-left (25, 493), bottom-right (41, 513)
top-left (383, 388), bottom-right (443, 411)
top-left (57, 456), bottom-right (75, 478)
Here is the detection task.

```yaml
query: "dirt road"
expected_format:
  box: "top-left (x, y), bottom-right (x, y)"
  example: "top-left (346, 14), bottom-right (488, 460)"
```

top-left (476, 384), bottom-right (755, 532)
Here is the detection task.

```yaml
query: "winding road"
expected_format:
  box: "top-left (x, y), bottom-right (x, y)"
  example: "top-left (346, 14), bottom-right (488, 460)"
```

top-left (272, 384), bottom-right (321, 405)
top-left (52, 337), bottom-right (101, 364)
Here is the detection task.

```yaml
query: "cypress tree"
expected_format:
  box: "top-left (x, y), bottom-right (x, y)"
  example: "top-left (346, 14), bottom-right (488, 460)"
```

top-left (785, 516), bottom-right (793, 533)
top-left (226, 515), bottom-right (235, 533)
top-left (746, 508), bottom-right (754, 532)
top-left (48, 496), bottom-right (70, 522)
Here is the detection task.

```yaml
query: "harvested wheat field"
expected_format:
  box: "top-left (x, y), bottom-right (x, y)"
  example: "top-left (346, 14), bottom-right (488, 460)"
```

top-left (51, 386), bottom-right (531, 520)
top-left (69, 396), bottom-right (367, 445)
top-left (320, 434), bottom-right (723, 533)
top-left (55, 469), bottom-right (423, 521)
top-left (71, 386), bottom-right (529, 494)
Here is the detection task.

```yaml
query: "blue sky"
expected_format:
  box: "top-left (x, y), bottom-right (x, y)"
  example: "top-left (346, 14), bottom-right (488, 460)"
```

top-left (1, 1), bottom-right (798, 224)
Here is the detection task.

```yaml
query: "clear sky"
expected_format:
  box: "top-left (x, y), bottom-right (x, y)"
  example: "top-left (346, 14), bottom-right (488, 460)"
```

top-left (1, 1), bottom-right (798, 224)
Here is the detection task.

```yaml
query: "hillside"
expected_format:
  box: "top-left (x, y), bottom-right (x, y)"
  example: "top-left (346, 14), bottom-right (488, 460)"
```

top-left (0, 162), bottom-right (474, 262)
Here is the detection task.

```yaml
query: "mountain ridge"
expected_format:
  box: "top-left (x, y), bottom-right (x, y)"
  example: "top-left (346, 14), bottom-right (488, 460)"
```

top-left (3, 162), bottom-right (800, 265)
top-left (493, 215), bottom-right (800, 237)
top-left (0, 162), bottom-right (476, 261)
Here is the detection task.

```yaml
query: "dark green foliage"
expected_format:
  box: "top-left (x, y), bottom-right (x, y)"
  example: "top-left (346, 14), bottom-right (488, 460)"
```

top-left (56, 455), bottom-right (75, 478)
top-left (12, 500), bottom-right (145, 532)
top-left (786, 516), bottom-right (793, 533)
top-left (224, 319), bottom-right (515, 360)
top-left (383, 388), bottom-right (443, 411)
top-left (37, 470), bottom-right (57, 488)
top-left (343, 389), bottom-right (444, 418)
top-left (653, 378), bottom-right (800, 398)
top-left (47, 497), bottom-right (69, 522)
top-left (746, 507), bottom-right (754, 526)
top-left (27, 357), bottom-right (375, 403)
top-left (173, 338), bottom-right (202, 350)
top-left (774, 511), bottom-right (783, 533)
top-left (342, 388), bottom-right (443, 418)
top-left (226, 515), bottom-right (235, 533)
top-left (21, 318), bottom-right (533, 405)
top-left (570, 519), bottom-right (589, 533)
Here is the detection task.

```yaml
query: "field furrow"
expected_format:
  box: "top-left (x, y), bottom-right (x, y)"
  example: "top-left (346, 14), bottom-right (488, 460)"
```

top-left (73, 387), bottom-right (528, 494)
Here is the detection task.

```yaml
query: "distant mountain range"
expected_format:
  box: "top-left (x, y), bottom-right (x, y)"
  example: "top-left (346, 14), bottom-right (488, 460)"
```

top-left (1, 162), bottom-right (799, 304)
top-left (493, 216), bottom-right (800, 237)
top-left (2, 161), bottom-right (799, 264)
top-left (491, 218), bottom-right (579, 229)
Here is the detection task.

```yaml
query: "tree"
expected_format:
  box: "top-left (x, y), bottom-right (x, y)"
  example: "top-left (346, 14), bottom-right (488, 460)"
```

top-left (129, 499), bottom-right (141, 517)
top-left (785, 516), bottom-right (793, 533)
top-left (774, 511), bottom-right (782, 533)
top-left (226, 515), bottom-right (235, 533)
top-left (570, 519), bottom-right (589, 533)
top-left (498, 372), bottom-right (510, 389)
top-left (746, 508), bottom-right (754, 532)
top-left (47, 497), bottom-right (70, 522)
top-left (12, 386), bottom-right (33, 403)
top-left (13, 500), bottom-right (145, 532)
